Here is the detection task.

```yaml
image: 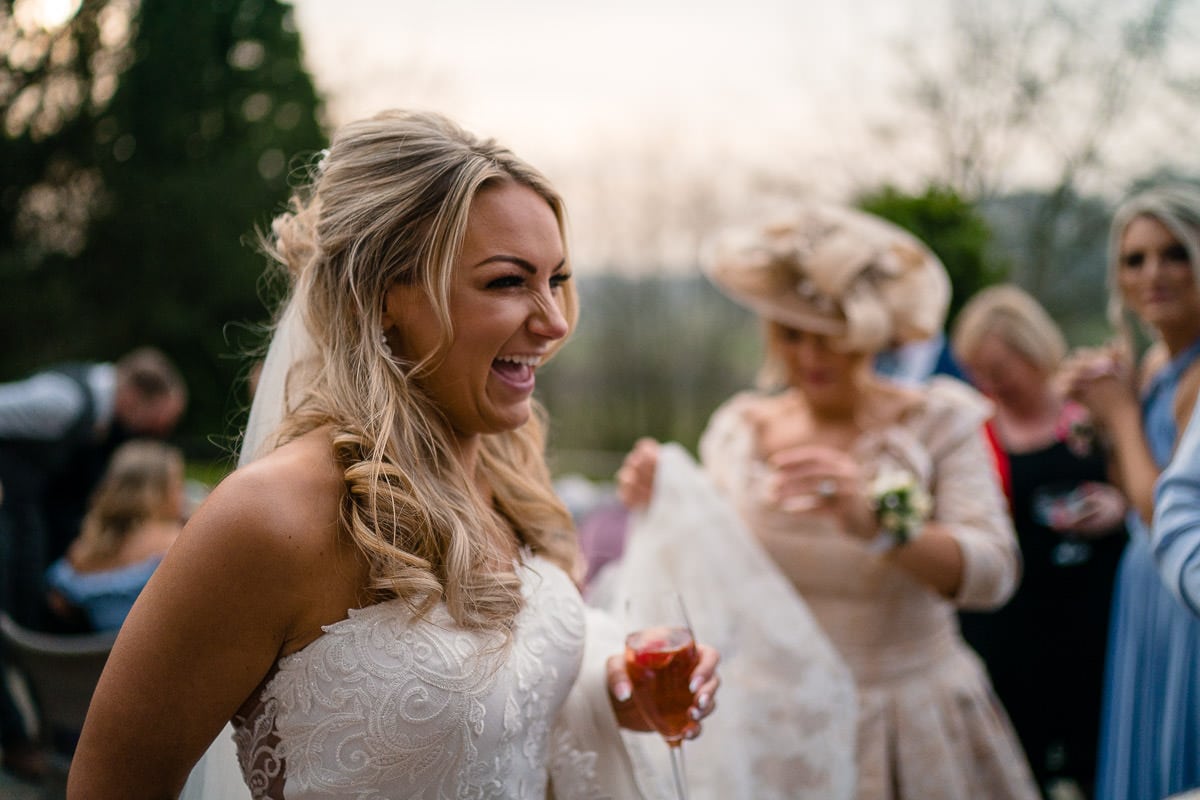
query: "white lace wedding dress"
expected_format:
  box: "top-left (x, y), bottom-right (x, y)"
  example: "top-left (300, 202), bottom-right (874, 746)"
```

top-left (226, 553), bottom-right (660, 799)
top-left (180, 302), bottom-right (670, 799)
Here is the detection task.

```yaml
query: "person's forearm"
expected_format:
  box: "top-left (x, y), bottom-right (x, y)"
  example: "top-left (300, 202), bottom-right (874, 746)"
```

top-left (884, 524), bottom-right (964, 598)
top-left (1105, 403), bottom-right (1159, 525)
top-left (1152, 399), bottom-right (1200, 614)
top-left (1153, 475), bottom-right (1200, 615)
top-left (0, 374), bottom-right (86, 439)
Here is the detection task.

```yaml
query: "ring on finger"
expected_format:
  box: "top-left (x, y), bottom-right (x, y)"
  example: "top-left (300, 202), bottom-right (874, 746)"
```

top-left (817, 478), bottom-right (837, 499)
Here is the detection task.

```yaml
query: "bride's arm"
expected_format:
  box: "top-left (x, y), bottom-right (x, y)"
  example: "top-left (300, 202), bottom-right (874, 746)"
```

top-left (67, 459), bottom-right (332, 799)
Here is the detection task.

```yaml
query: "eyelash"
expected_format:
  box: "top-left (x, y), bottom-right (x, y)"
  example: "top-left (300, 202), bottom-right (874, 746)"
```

top-left (1122, 246), bottom-right (1191, 269)
top-left (486, 272), bottom-right (572, 290)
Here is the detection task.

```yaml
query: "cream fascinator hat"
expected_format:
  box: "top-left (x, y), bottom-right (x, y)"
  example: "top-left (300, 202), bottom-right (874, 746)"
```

top-left (703, 204), bottom-right (951, 353)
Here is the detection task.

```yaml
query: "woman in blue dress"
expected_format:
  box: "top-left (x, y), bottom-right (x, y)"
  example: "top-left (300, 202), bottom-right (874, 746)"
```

top-left (1060, 184), bottom-right (1200, 800)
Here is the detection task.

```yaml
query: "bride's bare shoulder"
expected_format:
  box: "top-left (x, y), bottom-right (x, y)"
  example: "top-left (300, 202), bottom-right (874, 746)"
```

top-left (184, 428), bottom-right (344, 562)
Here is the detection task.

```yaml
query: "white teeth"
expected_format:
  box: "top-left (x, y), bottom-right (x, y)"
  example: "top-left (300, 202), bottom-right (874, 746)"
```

top-left (496, 354), bottom-right (541, 367)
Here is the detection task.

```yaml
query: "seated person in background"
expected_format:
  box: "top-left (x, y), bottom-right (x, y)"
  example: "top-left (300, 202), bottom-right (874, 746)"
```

top-left (45, 440), bottom-right (184, 631)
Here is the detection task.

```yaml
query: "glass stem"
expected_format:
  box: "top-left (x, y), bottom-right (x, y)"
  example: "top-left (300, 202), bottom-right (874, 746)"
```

top-left (668, 742), bottom-right (689, 800)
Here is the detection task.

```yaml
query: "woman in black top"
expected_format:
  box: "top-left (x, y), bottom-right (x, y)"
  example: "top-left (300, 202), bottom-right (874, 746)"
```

top-left (953, 285), bottom-right (1127, 800)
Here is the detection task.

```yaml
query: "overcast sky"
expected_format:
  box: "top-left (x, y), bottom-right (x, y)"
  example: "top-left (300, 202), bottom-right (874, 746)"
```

top-left (286, 0), bottom-right (1200, 270)
top-left (287, 0), bottom-right (952, 267)
top-left (291, 0), bottom-right (926, 173)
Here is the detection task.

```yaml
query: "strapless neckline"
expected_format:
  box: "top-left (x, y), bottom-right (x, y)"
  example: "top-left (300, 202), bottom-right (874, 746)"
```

top-left (232, 554), bottom-right (588, 799)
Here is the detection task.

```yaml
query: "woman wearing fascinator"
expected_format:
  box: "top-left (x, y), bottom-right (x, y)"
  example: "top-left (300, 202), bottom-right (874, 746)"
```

top-left (617, 205), bottom-right (1038, 799)
top-left (67, 109), bottom-right (720, 799)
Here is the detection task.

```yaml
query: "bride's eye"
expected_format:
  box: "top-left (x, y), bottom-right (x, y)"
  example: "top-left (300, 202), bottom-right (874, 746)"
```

top-left (486, 275), bottom-right (523, 289)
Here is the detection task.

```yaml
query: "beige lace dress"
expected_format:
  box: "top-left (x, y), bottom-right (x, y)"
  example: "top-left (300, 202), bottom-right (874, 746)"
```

top-left (699, 379), bottom-right (1038, 800)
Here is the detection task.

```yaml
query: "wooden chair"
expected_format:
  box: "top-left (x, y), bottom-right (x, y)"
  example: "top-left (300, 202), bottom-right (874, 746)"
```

top-left (0, 612), bottom-right (116, 758)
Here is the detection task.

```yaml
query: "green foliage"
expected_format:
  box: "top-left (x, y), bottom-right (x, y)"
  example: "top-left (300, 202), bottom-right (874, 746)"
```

top-left (856, 185), bottom-right (1009, 326)
top-left (0, 0), bottom-right (326, 458)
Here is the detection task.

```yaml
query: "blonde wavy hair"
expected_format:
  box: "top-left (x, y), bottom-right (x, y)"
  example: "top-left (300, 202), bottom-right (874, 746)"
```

top-left (951, 284), bottom-right (1068, 375)
top-left (262, 109), bottom-right (581, 634)
top-left (74, 440), bottom-right (183, 567)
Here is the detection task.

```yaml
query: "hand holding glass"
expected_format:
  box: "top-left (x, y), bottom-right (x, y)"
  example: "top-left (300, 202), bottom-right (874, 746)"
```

top-left (624, 592), bottom-right (698, 800)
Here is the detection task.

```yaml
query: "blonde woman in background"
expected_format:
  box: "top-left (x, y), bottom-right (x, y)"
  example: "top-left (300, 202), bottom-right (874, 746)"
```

top-left (952, 285), bottom-right (1126, 799)
top-left (46, 439), bottom-right (185, 632)
top-left (68, 110), bottom-right (719, 799)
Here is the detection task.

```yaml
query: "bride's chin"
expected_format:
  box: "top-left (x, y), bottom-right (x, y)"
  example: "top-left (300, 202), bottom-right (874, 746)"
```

top-left (485, 404), bottom-right (533, 434)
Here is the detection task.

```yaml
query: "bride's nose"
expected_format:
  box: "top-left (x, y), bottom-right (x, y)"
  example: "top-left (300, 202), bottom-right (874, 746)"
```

top-left (528, 290), bottom-right (569, 340)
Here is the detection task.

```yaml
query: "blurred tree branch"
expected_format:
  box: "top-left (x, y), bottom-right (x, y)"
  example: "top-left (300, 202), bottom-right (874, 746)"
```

top-left (898, 0), bottom-right (1193, 201)
top-left (882, 0), bottom-right (1200, 323)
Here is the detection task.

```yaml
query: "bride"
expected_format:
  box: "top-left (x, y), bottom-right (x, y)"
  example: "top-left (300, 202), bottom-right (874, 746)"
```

top-left (66, 109), bottom-right (719, 799)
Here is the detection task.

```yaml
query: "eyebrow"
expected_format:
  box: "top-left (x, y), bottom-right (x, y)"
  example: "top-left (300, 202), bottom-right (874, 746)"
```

top-left (474, 255), bottom-right (567, 273)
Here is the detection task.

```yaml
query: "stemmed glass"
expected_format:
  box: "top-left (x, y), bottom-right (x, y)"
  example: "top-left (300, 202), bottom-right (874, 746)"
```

top-left (624, 591), bottom-right (698, 800)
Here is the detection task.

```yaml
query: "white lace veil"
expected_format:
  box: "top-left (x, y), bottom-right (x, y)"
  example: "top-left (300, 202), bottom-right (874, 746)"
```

top-left (239, 294), bottom-right (315, 468)
top-left (180, 295), bottom-right (312, 800)
top-left (589, 443), bottom-right (859, 800)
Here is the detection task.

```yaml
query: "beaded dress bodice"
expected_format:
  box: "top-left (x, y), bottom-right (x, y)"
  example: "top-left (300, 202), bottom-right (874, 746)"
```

top-left (231, 555), bottom-right (586, 799)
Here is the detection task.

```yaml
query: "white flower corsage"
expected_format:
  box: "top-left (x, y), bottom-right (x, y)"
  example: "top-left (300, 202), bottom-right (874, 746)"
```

top-left (868, 468), bottom-right (932, 552)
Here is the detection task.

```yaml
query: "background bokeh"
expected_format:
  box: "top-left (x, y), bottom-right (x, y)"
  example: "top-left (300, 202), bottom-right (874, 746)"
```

top-left (3, 0), bottom-right (1200, 479)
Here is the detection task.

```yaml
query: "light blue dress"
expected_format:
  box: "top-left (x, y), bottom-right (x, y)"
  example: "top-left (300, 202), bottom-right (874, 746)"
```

top-left (1154, 396), bottom-right (1200, 615)
top-left (1096, 339), bottom-right (1200, 800)
top-left (45, 554), bottom-right (163, 631)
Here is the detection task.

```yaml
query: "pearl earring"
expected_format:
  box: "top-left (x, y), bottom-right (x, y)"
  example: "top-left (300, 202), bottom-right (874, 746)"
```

top-left (380, 329), bottom-right (392, 356)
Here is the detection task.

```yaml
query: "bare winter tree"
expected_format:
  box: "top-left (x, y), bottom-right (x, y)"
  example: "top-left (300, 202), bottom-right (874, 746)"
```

top-left (878, 0), bottom-right (1200, 319)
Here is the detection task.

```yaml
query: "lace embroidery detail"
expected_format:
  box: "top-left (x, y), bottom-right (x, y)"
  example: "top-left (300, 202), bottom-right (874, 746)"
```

top-left (232, 556), bottom-right (589, 799)
top-left (547, 725), bottom-right (607, 800)
top-left (232, 695), bottom-right (284, 798)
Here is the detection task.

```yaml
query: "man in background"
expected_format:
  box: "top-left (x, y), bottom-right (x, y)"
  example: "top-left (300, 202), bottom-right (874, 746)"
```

top-left (0, 346), bottom-right (187, 629)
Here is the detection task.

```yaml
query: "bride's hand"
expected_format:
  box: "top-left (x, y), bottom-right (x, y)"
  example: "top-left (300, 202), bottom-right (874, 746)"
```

top-left (606, 643), bottom-right (721, 738)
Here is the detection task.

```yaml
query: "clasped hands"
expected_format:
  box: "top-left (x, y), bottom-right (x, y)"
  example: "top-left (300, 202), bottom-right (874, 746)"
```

top-left (1055, 343), bottom-right (1137, 426)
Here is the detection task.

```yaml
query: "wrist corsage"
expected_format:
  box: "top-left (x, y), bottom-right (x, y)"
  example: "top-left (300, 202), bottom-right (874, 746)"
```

top-left (868, 468), bottom-right (932, 553)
